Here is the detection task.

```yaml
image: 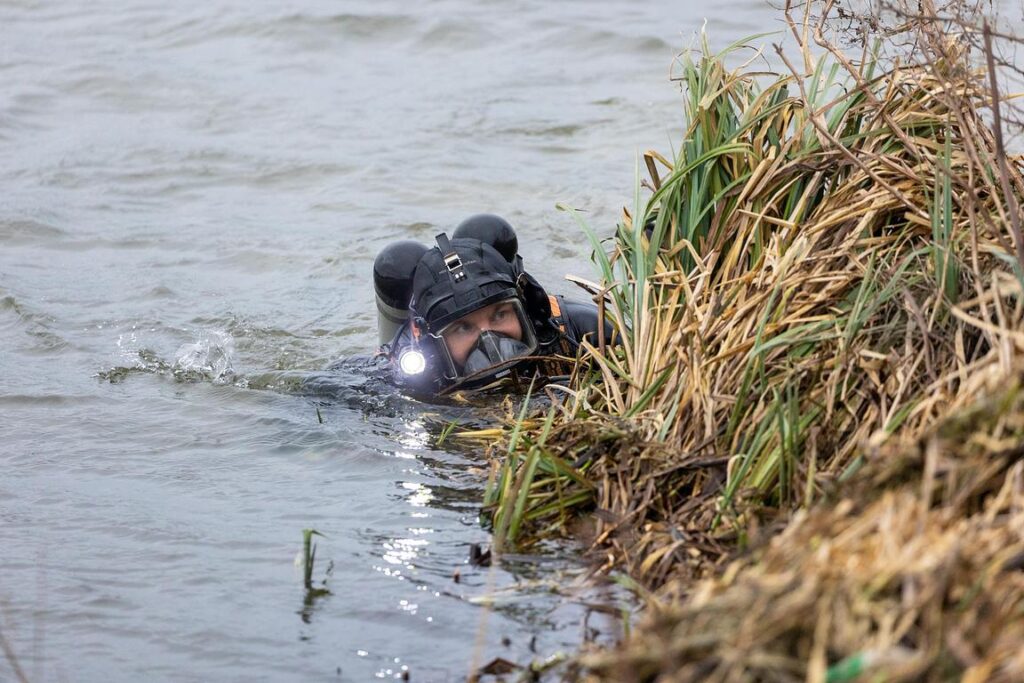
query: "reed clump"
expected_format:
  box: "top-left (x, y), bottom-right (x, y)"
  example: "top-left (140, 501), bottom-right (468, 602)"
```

top-left (482, 0), bottom-right (1024, 675)
top-left (577, 366), bottom-right (1024, 681)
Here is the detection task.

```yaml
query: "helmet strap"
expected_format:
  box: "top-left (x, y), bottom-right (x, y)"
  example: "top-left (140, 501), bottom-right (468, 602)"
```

top-left (435, 233), bottom-right (466, 283)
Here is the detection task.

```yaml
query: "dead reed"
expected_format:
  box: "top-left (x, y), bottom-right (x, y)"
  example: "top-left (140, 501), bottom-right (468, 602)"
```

top-left (577, 364), bottom-right (1024, 681)
top-left (480, 1), bottom-right (1024, 678)
top-left (486, 0), bottom-right (1024, 579)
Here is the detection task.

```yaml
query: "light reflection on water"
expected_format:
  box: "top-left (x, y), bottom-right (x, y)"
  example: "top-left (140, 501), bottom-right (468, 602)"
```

top-left (0, 0), bottom-right (785, 680)
top-left (398, 419), bottom-right (432, 450)
top-left (402, 481), bottom-right (435, 508)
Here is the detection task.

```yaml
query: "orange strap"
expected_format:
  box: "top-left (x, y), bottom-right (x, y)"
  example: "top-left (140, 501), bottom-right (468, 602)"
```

top-left (548, 294), bottom-right (561, 318)
top-left (548, 295), bottom-right (567, 333)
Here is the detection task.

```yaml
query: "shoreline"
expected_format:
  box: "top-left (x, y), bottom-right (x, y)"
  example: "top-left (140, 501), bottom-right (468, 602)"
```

top-left (477, 2), bottom-right (1024, 679)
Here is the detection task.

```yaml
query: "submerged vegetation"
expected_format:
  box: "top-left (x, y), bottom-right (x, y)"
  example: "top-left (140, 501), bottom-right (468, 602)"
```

top-left (482, 0), bottom-right (1024, 679)
top-left (299, 528), bottom-right (331, 624)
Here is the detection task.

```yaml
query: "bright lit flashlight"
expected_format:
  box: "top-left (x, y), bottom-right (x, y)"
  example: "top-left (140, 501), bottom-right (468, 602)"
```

top-left (399, 349), bottom-right (426, 375)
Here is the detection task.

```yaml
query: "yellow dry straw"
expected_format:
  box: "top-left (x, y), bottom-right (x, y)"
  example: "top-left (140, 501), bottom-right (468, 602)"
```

top-left (579, 363), bottom-right (1024, 682)
top-left (484, 0), bottom-right (1024, 594)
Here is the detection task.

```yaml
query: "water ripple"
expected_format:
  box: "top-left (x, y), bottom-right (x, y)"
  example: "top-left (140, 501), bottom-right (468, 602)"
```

top-left (0, 1), bottom-right (787, 679)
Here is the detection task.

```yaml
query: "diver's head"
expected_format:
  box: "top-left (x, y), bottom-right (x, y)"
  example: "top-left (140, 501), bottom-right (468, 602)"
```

top-left (410, 233), bottom-right (538, 387)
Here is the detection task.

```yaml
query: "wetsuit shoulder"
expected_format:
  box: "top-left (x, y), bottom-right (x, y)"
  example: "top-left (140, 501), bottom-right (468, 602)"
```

top-left (550, 295), bottom-right (616, 348)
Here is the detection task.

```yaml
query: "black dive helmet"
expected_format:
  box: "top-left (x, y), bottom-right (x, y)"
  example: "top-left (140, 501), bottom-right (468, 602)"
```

top-left (453, 214), bottom-right (558, 345)
top-left (409, 234), bottom-right (539, 386)
top-left (372, 216), bottom-right (559, 387)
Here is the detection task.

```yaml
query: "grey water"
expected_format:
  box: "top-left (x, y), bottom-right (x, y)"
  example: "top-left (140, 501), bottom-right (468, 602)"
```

top-left (0, 1), bottom-right (782, 681)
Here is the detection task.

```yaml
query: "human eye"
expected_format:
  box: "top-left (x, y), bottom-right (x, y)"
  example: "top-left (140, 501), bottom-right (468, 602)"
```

top-left (492, 305), bottom-right (513, 323)
top-left (447, 321), bottom-right (473, 338)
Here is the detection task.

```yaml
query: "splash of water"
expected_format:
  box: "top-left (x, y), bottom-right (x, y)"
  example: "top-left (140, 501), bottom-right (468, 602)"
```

top-left (172, 329), bottom-right (235, 382)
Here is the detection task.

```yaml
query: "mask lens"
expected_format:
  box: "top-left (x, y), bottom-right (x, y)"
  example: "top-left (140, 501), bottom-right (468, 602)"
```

top-left (437, 298), bottom-right (538, 382)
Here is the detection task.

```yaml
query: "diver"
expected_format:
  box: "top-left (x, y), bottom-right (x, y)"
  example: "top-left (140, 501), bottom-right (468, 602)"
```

top-left (373, 214), bottom-right (613, 397)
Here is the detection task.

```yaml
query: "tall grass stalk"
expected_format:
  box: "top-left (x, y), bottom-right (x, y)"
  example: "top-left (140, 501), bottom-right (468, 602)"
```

top-left (484, 0), bottom-right (1024, 589)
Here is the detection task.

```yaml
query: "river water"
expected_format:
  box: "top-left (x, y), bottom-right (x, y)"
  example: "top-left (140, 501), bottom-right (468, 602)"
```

top-left (0, 1), bottom-right (788, 680)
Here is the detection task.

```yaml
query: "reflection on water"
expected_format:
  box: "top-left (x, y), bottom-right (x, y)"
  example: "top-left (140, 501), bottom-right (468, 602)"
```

top-left (0, 0), bottom-right (781, 679)
top-left (298, 579), bottom-right (332, 627)
top-left (398, 419), bottom-right (432, 450)
top-left (401, 481), bottom-right (434, 508)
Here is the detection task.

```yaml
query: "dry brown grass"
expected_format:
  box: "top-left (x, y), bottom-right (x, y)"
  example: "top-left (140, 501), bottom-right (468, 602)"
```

top-left (576, 364), bottom-right (1024, 681)
top-left (488, 0), bottom-right (1024, 583)
top-left (478, 1), bottom-right (1024, 678)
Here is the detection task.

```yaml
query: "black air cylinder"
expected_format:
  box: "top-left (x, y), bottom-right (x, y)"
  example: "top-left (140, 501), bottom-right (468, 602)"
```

top-left (373, 240), bottom-right (428, 345)
top-left (453, 214), bottom-right (518, 263)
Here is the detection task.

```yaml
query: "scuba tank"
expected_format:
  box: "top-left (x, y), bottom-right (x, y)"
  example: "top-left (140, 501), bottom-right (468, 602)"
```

top-left (453, 214), bottom-right (519, 264)
top-left (373, 240), bottom-right (428, 346)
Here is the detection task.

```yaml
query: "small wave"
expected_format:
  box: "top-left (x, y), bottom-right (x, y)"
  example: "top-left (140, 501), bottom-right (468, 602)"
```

top-left (189, 316), bottom-right (328, 371)
top-left (415, 19), bottom-right (498, 50)
top-left (59, 72), bottom-right (172, 109)
top-left (0, 291), bottom-right (68, 352)
top-left (275, 12), bottom-right (418, 39)
top-left (0, 394), bottom-right (103, 406)
top-left (1, 88), bottom-right (55, 134)
top-left (144, 286), bottom-right (176, 300)
top-left (98, 155), bottom-right (351, 194)
top-left (27, 236), bottom-right (164, 252)
top-left (494, 123), bottom-right (585, 138)
top-left (241, 370), bottom-right (314, 394)
top-left (0, 218), bottom-right (66, 244)
top-left (155, 12), bottom-right (418, 50)
top-left (206, 249), bottom-right (300, 274)
top-left (542, 26), bottom-right (673, 54)
top-left (97, 347), bottom-right (169, 384)
top-left (247, 161), bottom-right (354, 188)
top-left (0, 294), bottom-right (18, 312)
top-left (25, 328), bottom-right (68, 352)
top-left (98, 330), bottom-right (236, 384)
top-left (173, 330), bottom-right (235, 382)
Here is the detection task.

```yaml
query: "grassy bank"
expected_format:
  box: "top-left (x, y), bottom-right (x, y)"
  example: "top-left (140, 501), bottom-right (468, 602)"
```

top-left (578, 366), bottom-right (1024, 680)
top-left (481, 0), bottom-right (1024, 679)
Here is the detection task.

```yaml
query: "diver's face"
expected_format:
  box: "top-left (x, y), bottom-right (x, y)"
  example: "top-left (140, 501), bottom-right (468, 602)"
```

top-left (442, 300), bottom-right (523, 366)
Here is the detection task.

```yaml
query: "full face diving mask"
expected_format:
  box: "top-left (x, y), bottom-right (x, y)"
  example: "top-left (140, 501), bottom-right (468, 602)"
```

top-left (432, 297), bottom-right (538, 385)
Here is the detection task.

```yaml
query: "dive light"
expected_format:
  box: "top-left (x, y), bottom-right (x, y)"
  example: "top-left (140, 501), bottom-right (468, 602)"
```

top-left (398, 348), bottom-right (426, 376)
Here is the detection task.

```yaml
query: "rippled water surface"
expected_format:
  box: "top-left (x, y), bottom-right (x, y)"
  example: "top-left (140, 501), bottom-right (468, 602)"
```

top-left (1, 1), bottom-right (779, 680)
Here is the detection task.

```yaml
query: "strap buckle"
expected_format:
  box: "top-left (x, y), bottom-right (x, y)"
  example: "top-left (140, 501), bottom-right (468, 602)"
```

top-left (436, 233), bottom-right (466, 282)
